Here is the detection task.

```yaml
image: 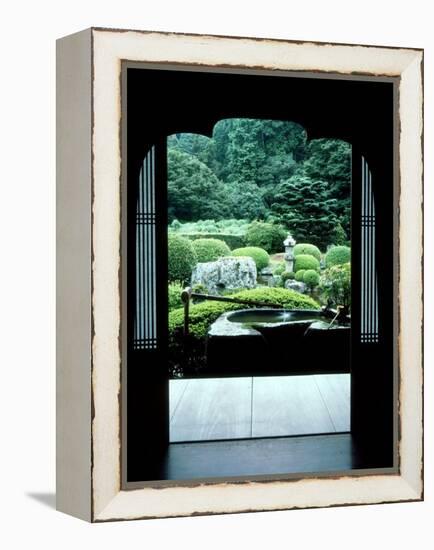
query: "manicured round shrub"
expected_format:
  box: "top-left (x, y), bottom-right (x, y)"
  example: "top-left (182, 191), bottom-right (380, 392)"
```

top-left (325, 245), bottom-right (351, 267)
top-left (192, 238), bottom-right (231, 263)
top-left (168, 233), bottom-right (197, 283)
top-left (182, 233), bottom-right (246, 250)
top-left (245, 221), bottom-right (287, 254)
top-left (281, 271), bottom-right (295, 283)
top-left (168, 282), bottom-right (184, 311)
top-left (293, 243), bottom-right (321, 261)
top-left (294, 254), bottom-right (320, 273)
top-left (295, 269), bottom-right (306, 282)
top-left (231, 246), bottom-right (270, 271)
top-left (303, 269), bottom-right (320, 289)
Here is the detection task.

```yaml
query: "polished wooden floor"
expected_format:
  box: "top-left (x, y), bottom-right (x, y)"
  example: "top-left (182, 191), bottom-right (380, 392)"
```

top-left (169, 374), bottom-right (350, 442)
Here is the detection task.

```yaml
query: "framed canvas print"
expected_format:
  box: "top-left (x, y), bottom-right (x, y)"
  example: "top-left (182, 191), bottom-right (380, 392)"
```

top-left (56, 28), bottom-right (423, 522)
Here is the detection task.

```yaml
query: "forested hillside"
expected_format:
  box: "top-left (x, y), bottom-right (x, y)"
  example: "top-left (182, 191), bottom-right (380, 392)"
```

top-left (167, 118), bottom-right (351, 249)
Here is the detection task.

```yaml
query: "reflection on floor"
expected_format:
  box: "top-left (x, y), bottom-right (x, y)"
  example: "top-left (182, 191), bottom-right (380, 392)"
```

top-left (169, 374), bottom-right (350, 443)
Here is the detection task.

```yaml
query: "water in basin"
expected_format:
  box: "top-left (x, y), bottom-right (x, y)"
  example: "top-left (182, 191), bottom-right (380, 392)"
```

top-left (227, 309), bottom-right (324, 325)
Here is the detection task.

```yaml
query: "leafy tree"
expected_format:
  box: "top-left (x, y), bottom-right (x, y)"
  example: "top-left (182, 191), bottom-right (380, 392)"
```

top-left (271, 174), bottom-right (339, 249)
top-left (167, 149), bottom-right (229, 222)
top-left (167, 122), bottom-right (351, 245)
top-left (226, 180), bottom-right (267, 220)
top-left (302, 139), bottom-right (351, 234)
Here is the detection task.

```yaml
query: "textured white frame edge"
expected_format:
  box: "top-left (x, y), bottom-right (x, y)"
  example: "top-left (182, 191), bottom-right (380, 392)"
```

top-left (56, 27), bottom-right (423, 522)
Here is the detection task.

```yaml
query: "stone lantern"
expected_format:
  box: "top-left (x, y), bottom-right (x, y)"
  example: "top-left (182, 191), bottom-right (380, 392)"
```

top-left (283, 234), bottom-right (296, 272)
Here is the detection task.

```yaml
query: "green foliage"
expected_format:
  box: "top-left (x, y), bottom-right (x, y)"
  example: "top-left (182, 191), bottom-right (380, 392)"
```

top-left (294, 254), bottom-right (320, 272)
top-left (325, 245), bottom-right (351, 267)
top-left (227, 181), bottom-right (268, 220)
top-left (167, 149), bottom-right (230, 222)
top-left (231, 247), bottom-right (270, 270)
top-left (179, 232), bottom-right (246, 250)
top-left (169, 219), bottom-right (248, 249)
top-left (271, 174), bottom-right (339, 250)
top-left (168, 282), bottom-right (184, 311)
top-left (168, 286), bottom-right (320, 376)
top-left (295, 269), bottom-right (306, 282)
top-left (168, 233), bottom-right (197, 283)
top-left (169, 286), bottom-right (320, 338)
top-left (167, 124), bottom-right (351, 243)
top-left (169, 218), bottom-right (249, 235)
top-left (281, 271), bottom-right (295, 284)
top-left (293, 243), bottom-right (321, 261)
top-left (272, 262), bottom-right (286, 276)
top-left (302, 139), bottom-right (351, 235)
top-left (320, 262), bottom-right (351, 308)
top-left (332, 223), bottom-right (348, 246)
top-left (192, 238), bottom-right (231, 263)
top-left (245, 221), bottom-right (287, 254)
top-left (303, 269), bottom-right (320, 289)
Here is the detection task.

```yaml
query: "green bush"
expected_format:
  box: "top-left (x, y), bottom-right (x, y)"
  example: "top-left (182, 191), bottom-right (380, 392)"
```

top-left (245, 221), bottom-right (287, 254)
top-left (168, 233), bottom-right (197, 283)
top-left (168, 282), bottom-right (184, 311)
top-left (273, 262), bottom-right (286, 276)
top-left (325, 245), bottom-right (351, 267)
top-left (331, 223), bottom-right (348, 246)
top-left (168, 287), bottom-right (320, 376)
top-left (293, 243), bottom-right (321, 261)
top-left (170, 218), bottom-right (249, 236)
top-left (303, 269), bottom-right (320, 289)
top-left (295, 269), bottom-right (306, 282)
top-left (192, 238), bottom-right (231, 263)
top-left (231, 247), bottom-right (270, 271)
top-left (281, 271), bottom-right (295, 283)
top-left (169, 286), bottom-right (320, 338)
top-left (319, 262), bottom-right (351, 308)
top-left (179, 232), bottom-right (246, 250)
top-left (294, 254), bottom-right (320, 272)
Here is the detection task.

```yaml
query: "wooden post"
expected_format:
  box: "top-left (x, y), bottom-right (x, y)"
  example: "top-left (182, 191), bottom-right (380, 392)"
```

top-left (181, 287), bottom-right (192, 337)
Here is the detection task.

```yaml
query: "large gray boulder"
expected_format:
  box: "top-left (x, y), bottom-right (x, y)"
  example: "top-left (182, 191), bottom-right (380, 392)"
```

top-left (191, 256), bottom-right (257, 294)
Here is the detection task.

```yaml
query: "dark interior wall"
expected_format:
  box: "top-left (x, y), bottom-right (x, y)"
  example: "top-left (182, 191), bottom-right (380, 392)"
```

top-left (125, 65), bottom-right (396, 481)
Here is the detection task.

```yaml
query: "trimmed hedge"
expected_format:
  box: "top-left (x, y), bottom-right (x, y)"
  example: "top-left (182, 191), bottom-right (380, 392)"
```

top-left (245, 221), bottom-right (287, 254)
top-left (231, 246), bottom-right (270, 271)
top-left (192, 238), bottom-right (231, 263)
top-left (169, 286), bottom-right (320, 338)
top-left (325, 245), bottom-right (351, 267)
top-left (295, 269), bottom-right (306, 282)
top-left (294, 254), bottom-right (320, 272)
top-left (293, 243), bottom-right (321, 261)
top-left (168, 282), bottom-right (184, 311)
top-left (168, 233), bottom-right (197, 283)
top-left (179, 232), bottom-right (246, 250)
top-left (168, 287), bottom-right (321, 376)
top-left (281, 271), bottom-right (295, 283)
top-left (303, 269), bottom-right (320, 288)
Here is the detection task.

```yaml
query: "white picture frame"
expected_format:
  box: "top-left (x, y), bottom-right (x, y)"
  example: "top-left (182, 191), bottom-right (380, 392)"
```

top-left (56, 27), bottom-right (423, 522)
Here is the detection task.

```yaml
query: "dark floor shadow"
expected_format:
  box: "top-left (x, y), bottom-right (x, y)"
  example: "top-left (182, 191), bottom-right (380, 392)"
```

top-left (26, 492), bottom-right (56, 510)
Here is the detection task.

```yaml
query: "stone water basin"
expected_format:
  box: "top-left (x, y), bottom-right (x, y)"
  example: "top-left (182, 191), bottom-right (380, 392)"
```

top-left (206, 308), bottom-right (350, 376)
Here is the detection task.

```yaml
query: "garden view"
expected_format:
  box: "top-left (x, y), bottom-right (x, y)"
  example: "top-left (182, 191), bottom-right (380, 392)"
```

top-left (166, 119), bottom-right (352, 378)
